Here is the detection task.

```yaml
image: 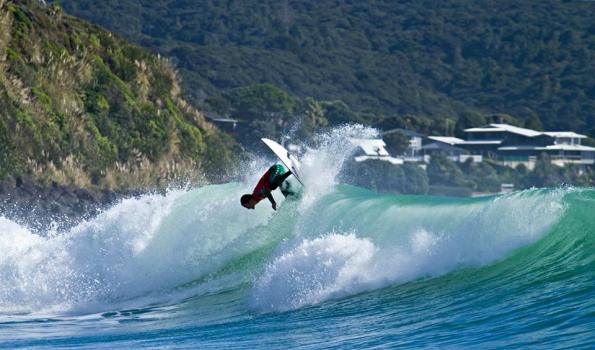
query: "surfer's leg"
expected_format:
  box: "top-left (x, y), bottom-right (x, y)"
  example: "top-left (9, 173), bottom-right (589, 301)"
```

top-left (270, 168), bottom-right (293, 190)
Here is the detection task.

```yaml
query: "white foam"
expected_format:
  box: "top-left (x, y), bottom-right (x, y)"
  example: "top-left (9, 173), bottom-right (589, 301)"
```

top-left (298, 125), bottom-right (377, 208)
top-left (250, 189), bottom-right (567, 312)
top-left (0, 184), bottom-right (274, 315)
top-left (0, 126), bottom-right (569, 317)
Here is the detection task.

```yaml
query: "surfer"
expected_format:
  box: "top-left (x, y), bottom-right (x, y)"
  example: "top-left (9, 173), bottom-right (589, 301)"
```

top-left (241, 164), bottom-right (293, 210)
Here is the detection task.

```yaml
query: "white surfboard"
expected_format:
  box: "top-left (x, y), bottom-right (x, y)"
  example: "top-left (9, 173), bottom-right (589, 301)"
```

top-left (261, 138), bottom-right (305, 187)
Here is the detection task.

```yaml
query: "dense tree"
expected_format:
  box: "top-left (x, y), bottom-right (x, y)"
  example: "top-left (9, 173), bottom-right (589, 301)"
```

top-left (227, 84), bottom-right (296, 121)
top-left (460, 160), bottom-right (503, 192)
top-left (294, 97), bottom-right (328, 139)
top-left (454, 111), bottom-right (486, 138)
top-left (401, 163), bottom-right (429, 195)
top-left (59, 0), bottom-right (595, 132)
top-left (530, 154), bottom-right (563, 188)
top-left (523, 111), bottom-right (544, 131)
top-left (426, 155), bottom-right (468, 188)
top-left (383, 132), bottom-right (410, 156)
top-left (486, 114), bottom-right (521, 126)
top-left (343, 160), bottom-right (429, 195)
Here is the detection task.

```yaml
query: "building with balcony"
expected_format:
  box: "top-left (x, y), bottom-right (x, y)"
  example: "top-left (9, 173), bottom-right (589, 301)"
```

top-left (422, 136), bottom-right (482, 163)
top-left (460, 124), bottom-right (595, 169)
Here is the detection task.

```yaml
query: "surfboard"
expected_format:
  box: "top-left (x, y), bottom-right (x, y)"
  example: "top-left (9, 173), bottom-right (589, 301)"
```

top-left (261, 138), bottom-right (305, 187)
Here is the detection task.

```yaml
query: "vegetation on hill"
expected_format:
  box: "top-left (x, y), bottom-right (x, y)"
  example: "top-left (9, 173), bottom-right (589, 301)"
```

top-left (60, 0), bottom-right (595, 135)
top-left (1, 0), bottom-right (591, 196)
top-left (0, 0), bottom-right (237, 190)
top-left (203, 83), bottom-right (329, 148)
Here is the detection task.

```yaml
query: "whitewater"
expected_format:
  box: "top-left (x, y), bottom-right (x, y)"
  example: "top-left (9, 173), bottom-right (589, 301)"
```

top-left (0, 126), bottom-right (593, 349)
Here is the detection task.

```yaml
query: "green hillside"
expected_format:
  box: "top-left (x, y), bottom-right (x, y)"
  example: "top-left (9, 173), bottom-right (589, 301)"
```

top-left (59, 0), bottom-right (595, 134)
top-left (0, 0), bottom-right (237, 190)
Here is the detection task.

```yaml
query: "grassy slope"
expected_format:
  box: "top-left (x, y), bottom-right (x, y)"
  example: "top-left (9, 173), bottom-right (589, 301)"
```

top-left (0, 0), bottom-right (237, 190)
top-left (59, 0), bottom-right (595, 133)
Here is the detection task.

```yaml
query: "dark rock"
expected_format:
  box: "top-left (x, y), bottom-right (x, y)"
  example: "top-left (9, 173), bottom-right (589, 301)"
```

top-left (74, 188), bottom-right (97, 202)
top-left (59, 188), bottom-right (77, 201)
top-left (0, 179), bottom-right (129, 234)
top-left (18, 180), bottom-right (36, 196)
top-left (0, 182), bottom-right (8, 194)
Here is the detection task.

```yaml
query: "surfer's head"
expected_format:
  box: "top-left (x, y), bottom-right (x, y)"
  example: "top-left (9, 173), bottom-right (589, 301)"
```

top-left (241, 194), bottom-right (257, 209)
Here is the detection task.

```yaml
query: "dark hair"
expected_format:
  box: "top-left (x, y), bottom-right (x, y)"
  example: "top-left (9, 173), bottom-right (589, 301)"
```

top-left (240, 194), bottom-right (252, 207)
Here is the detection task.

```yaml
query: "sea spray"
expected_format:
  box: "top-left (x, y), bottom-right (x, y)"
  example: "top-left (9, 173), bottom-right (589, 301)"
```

top-left (298, 125), bottom-right (378, 208)
top-left (0, 184), bottom-right (275, 315)
top-left (0, 126), bottom-right (575, 320)
top-left (241, 125), bottom-right (378, 210)
top-left (0, 192), bottom-right (180, 314)
top-left (0, 188), bottom-right (590, 350)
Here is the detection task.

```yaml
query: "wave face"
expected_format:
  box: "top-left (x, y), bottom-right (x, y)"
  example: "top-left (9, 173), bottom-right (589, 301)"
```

top-left (0, 127), bottom-right (593, 349)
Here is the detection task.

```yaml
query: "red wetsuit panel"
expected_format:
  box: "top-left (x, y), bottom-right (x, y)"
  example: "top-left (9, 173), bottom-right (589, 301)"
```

top-left (251, 169), bottom-right (273, 203)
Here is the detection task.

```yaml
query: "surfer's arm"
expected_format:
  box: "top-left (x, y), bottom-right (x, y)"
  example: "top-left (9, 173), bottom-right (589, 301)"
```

top-left (266, 192), bottom-right (277, 210)
top-left (280, 170), bottom-right (292, 182)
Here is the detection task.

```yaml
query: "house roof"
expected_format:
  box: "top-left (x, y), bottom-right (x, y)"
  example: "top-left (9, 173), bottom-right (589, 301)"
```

top-left (498, 144), bottom-right (595, 152)
top-left (460, 140), bottom-right (503, 145)
top-left (541, 144), bottom-right (595, 151)
top-left (465, 123), bottom-right (542, 137)
top-left (464, 123), bottom-right (591, 140)
top-left (498, 146), bottom-right (540, 151)
top-left (350, 138), bottom-right (390, 156)
top-left (543, 132), bottom-right (587, 138)
top-left (427, 136), bottom-right (465, 145)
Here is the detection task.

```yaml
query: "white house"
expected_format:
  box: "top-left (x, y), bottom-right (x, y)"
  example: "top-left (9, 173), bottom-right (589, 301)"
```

top-left (349, 138), bottom-right (403, 165)
top-left (423, 136), bottom-right (482, 163)
top-left (460, 123), bottom-right (595, 169)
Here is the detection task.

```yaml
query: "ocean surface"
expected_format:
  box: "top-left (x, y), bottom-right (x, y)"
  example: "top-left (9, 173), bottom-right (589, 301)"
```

top-left (1, 127), bottom-right (593, 349)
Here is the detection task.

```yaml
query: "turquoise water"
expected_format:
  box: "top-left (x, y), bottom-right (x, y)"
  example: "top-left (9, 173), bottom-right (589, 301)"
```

top-left (1, 184), bottom-right (593, 349)
top-left (0, 127), bottom-right (593, 349)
